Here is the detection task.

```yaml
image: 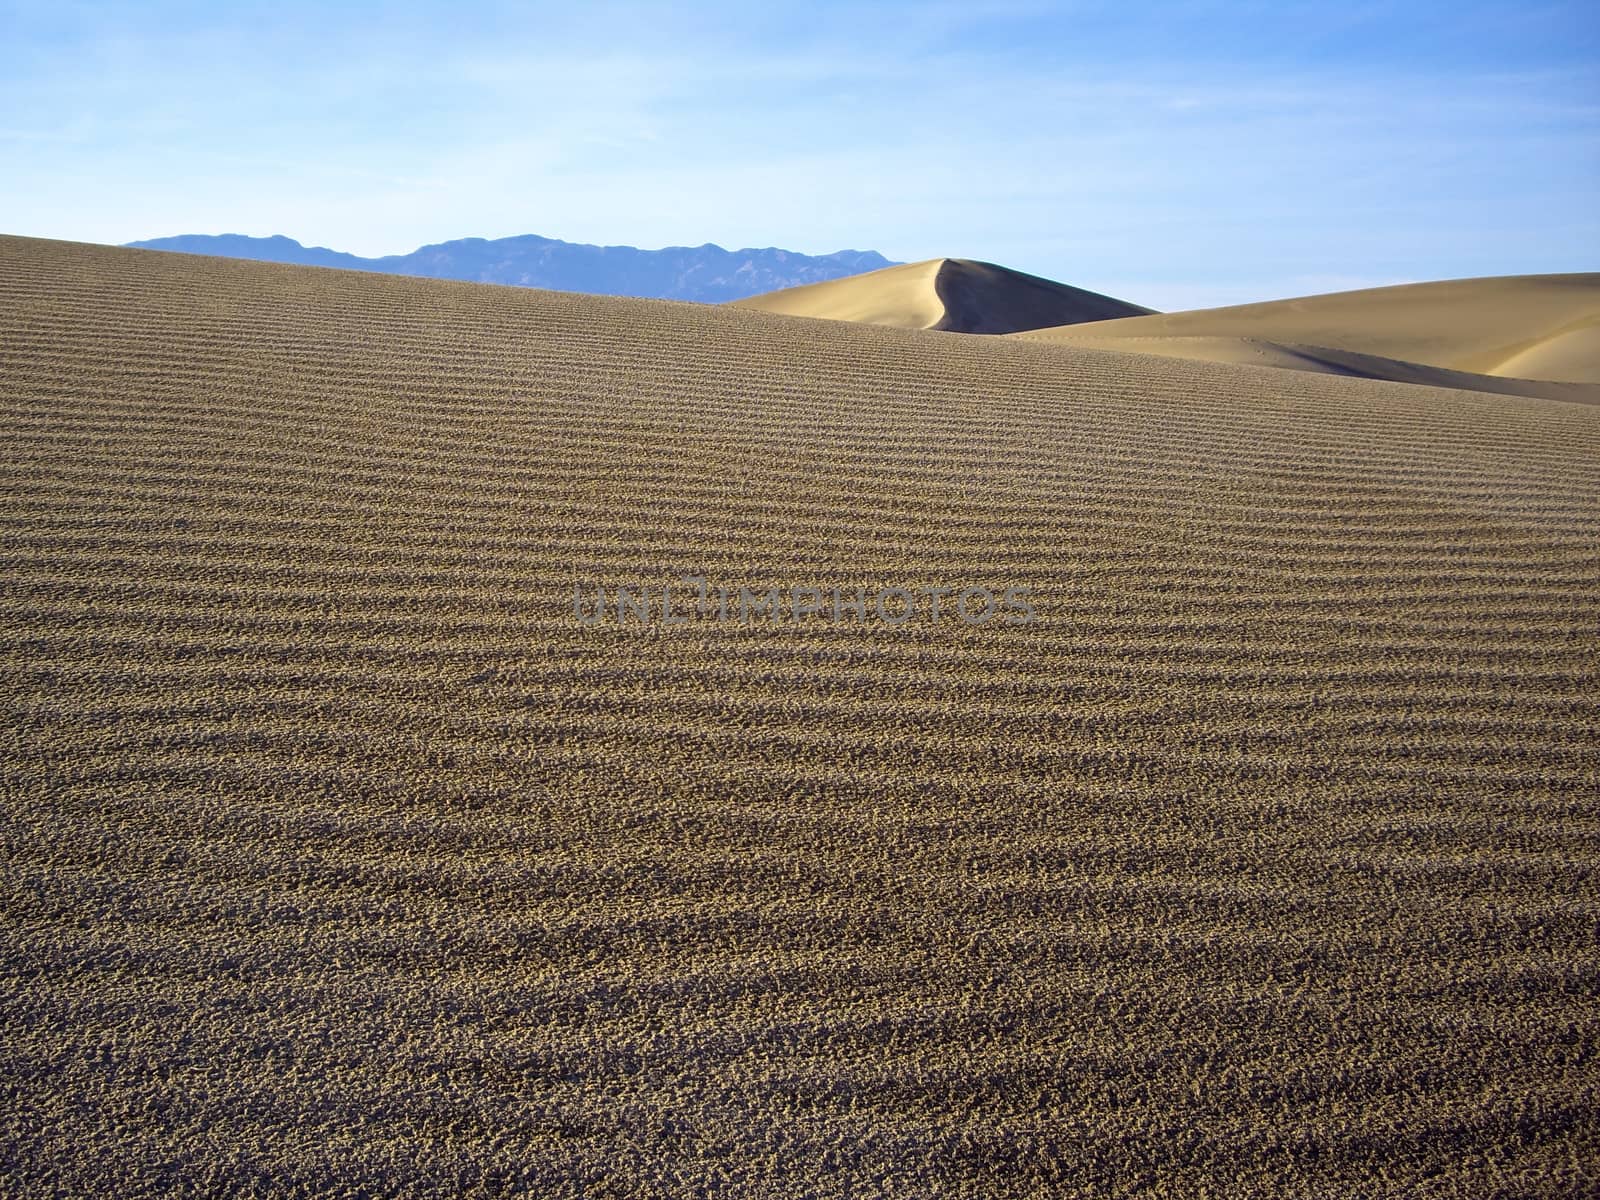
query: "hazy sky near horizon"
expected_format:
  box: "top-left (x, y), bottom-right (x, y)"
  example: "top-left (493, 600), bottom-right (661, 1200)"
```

top-left (3, 0), bottom-right (1596, 308)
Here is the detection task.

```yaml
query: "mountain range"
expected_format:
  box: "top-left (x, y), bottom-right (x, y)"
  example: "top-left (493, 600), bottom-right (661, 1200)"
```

top-left (123, 233), bottom-right (896, 303)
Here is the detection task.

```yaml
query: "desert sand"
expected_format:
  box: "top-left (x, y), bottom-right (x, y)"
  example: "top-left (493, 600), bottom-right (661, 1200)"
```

top-left (3, 236), bottom-right (1598, 1197)
top-left (731, 256), bottom-right (1152, 333)
top-left (1017, 273), bottom-right (1600, 389)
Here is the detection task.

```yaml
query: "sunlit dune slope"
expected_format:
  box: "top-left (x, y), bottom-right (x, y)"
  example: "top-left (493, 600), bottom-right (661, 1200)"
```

top-left (1018, 273), bottom-right (1600, 383)
top-left (730, 256), bottom-right (1152, 333)
top-left (3, 235), bottom-right (1599, 1198)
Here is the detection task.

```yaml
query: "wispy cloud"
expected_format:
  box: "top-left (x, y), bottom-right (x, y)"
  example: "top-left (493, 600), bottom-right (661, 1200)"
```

top-left (1, 0), bottom-right (1595, 305)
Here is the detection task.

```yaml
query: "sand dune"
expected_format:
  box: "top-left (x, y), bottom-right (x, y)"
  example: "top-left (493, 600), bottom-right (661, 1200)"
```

top-left (1021, 332), bottom-right (1600, 403)
top-left (730, 256), bottom-right (1151, 333)
top-left (3, 236), bottom-right (1599, 1197)
top-left (1019, 273), bottom-right (1600, 383)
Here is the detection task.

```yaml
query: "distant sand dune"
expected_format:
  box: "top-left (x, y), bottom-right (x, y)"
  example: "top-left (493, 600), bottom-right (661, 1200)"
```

top-left (741, 264), bottom-right (1600, 399)
top-left (731, 257), bottom-right (1152, 333)
top-left (1017, 333), bottom-right (1600, 404)
top-left (1018, 274), bottom-right (1600, 385)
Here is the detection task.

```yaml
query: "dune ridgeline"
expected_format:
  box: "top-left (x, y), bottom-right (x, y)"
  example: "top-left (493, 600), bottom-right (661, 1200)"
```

top-left (730, 257), bottom-right (1153, 334)
top-left (736, 261), bottom-right (1600, 401)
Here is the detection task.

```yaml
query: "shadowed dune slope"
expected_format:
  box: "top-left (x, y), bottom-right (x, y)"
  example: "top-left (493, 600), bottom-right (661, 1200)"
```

top-left (1018, 273), bottom-right (1600, 383)
top-left (730, 256), bottom-right (1152, 333)
top-left (3, 235), bottom-right (1600, 1198)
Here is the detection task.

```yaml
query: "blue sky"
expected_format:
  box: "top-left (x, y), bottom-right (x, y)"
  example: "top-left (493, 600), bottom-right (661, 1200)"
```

top-left (2, 0), bottom-right (1596, 308)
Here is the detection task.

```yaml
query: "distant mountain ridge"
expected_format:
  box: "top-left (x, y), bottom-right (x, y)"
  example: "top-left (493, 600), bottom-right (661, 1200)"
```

top-left (123, 233), bottom-right (897, 303)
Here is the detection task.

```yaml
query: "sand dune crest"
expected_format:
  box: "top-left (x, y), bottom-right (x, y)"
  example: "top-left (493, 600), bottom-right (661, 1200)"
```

top-left (731, 257), bottom-right (1152, 333)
